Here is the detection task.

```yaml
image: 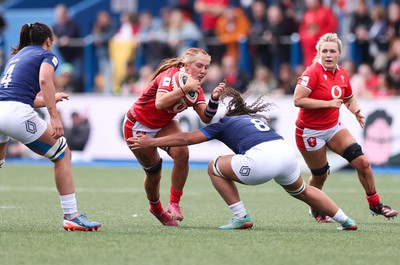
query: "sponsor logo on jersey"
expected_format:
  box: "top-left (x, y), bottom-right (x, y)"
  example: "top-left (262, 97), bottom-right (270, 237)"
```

top-left (162, 77), bottom-right (171, 87)
top-left (300, 76), bottom-right (309, 86)
top-left (331, 85), bottom-right (342, 99)
top-left (52, 56), bottom-right (58, 67)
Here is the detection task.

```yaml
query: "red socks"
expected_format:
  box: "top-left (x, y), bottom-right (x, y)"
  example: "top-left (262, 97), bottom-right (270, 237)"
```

top-left (148, 187), bottom-right (183, 213)
top-left (366, 193), bottom-right (380, 207)
top-left (148, 196), bottom-right (163, 213)
top-left (169, 186), bottom-right (183, 204)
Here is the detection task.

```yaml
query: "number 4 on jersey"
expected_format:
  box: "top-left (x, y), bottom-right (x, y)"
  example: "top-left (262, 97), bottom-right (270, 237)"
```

top-left (1, 64), bottom-right (15, 88)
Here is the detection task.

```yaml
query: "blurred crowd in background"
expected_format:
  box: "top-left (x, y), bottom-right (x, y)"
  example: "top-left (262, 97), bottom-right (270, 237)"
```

top-left (1, 0), bottom-right (400, 99)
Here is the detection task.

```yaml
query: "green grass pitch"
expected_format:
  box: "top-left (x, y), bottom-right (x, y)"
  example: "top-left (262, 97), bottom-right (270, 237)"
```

top-left (1, 164), bottom-right (399, 265)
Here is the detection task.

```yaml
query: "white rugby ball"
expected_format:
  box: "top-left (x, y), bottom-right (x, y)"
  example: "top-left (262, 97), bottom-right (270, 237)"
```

top-left (172, 71), bottom-right (198, 103)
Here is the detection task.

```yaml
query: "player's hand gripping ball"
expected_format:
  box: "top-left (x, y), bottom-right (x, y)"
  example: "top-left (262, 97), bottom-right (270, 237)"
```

top-left (172, 71), bottom-right (198, 104)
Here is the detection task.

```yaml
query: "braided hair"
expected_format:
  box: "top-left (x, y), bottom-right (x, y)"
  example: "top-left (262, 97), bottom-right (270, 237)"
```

top-left (11, 22), bottom-right (53, 55)
top-left (221, 85), bottom-right (274, 121)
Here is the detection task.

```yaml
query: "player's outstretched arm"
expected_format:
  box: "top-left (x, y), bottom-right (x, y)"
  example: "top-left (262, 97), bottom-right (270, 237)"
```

top-left (127, 130), bottom-right (208, 150)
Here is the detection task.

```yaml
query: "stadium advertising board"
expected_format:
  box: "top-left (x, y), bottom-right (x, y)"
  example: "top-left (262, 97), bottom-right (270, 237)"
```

top-left (49, 95), bottom-right (400, 169)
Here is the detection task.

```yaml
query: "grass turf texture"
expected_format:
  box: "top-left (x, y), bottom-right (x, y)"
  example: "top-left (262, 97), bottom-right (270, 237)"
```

top-left (1, 165), bottom-right (399, 265)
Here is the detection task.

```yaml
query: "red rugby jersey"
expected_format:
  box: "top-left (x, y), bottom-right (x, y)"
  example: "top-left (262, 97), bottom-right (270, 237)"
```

top-left (128, 66), bottom-right (205, 129)
top-left (296, 61), bottom-right (353, 130)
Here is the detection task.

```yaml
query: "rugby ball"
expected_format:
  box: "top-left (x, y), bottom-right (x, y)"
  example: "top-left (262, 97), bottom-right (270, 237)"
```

top-left (172, 71), bottom-right (198, 103)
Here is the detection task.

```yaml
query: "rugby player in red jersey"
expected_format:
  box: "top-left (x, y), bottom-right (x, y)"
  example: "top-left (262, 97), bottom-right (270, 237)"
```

top-left (294, 33), bottom-right (397, 222)
top-left (123, 48), bottom-right (225, 226)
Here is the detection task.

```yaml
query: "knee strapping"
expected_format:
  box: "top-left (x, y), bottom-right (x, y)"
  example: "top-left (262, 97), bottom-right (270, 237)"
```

top-left (342, 143), bottom-right (363, 163)
top-left (212, 156), bottom-right (225, 178)
top-left (46, 137), bottom-right (68, 161)
top-left (143, 158), bottom-right (163, 174)
top-left (310, 163), bottom-right (330, 176)
top-left (27, 137), bottom-right (67, 161)
top-left (285, 180), bottom-right (306, 196)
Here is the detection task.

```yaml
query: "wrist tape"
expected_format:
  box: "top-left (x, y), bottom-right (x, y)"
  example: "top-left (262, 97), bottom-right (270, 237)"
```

top-left (204, 97), bottom-right (219, 118)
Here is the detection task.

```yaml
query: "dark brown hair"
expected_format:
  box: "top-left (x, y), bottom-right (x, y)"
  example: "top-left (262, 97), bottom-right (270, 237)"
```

top-left (221, 85), bottom-right (274, 120)
top-left (11, 22), bottom-right (53, 55)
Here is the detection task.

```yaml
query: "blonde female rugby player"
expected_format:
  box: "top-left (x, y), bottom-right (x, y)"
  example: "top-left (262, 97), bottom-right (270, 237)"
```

top-left (123, 47), bottom-right (225, 226)
top-left (294, 33), bottom-right (397, 222)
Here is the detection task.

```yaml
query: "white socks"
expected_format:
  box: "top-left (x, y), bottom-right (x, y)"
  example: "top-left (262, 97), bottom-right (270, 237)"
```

top-left (332, 208), bottom-right (348, 224)
top-left (60, 193), bottom-right (78, 217)
top-left (228, 201), bottom-right (247, 219)
top-left (0, 159), bottom-right (5, 168)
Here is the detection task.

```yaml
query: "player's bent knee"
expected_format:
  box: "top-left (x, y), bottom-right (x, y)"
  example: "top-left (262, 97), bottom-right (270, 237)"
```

top-left (143, 158), bottom-right (163, 174)
top-left (357, 156), bottom-right (371, 169)
top-left (171, 147), bottom-right (189, 162)
top-left (342, 143), bottom-right (364, 163)
top-left (310, 163), bottom-right (330, 176)
top-left (211, 156), bottom-right (226, 178)
top-left (285, 180), bottom-right (306, 197)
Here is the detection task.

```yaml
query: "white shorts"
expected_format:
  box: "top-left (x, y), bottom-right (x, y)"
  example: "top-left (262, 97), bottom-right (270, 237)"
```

top-left (0, 101), bottom-right (47, 144)
top-left (231, 139), bottom-right (300, 186)
top-left (123, 115), bottom-right (161, 140)
top-left (295, 121), bottom-right (345, 151)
